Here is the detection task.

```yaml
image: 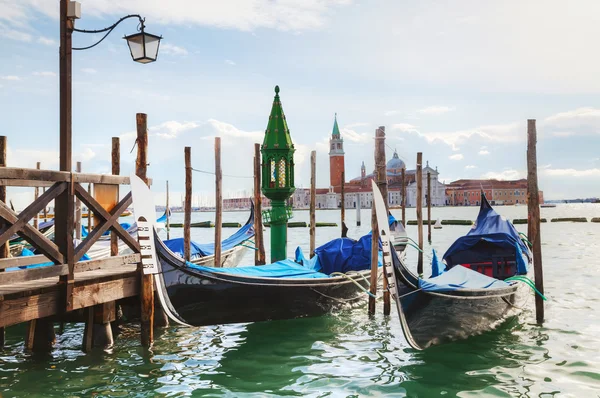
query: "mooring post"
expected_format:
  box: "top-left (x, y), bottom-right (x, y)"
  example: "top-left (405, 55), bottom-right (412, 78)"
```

top-left (401, 168), bottom-right (406, 227)
top-left (527, 119), bottom-right (545, 323)
top-left (111, 138), bottom-right (119, 256)
top-left (87, 183), bottom-right (92, 232)
top-left (375, 126), bottom-right (390, 315)
top-left (427, 171), bottom-right (432, 244)
top-left (369, 205), bottom-right (378, 315)
top-left (254, 143), bottom-right (266, 265)
top-left (184, 147), bottom-right (192, 262)
top-left (309, 151), bottom-right (317, 257)
top-left (340, 171), bottom-right (345, 236)
top-left (356, 194), bottom-right (361, 227)
top-left (416, 152), bottom-right (424, 276)
top-left (74, 161), bottom-right (81, 239)
top-left (0, 136), bottom-right (7, 347)
top-left (166, 180), bottom-right (170, 240)
top-left (34, 162), bottom-right (41, 229)
top-left (136, 113), bottom-right (154, 347)
top-left (214, 137), bottom-right (223, 267)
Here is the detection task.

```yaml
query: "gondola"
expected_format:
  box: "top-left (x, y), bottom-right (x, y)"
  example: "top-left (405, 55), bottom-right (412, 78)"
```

top-left (162, 204), bottom-right (255, 268)
top-left (373, 184), bottom-right (533, 350)
top-left (128, 173), bottom-right (393, 327)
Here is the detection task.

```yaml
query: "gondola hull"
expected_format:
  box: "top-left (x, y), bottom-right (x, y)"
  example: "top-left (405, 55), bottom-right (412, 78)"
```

top-left (155, 236), bottom-right (375, 327)
top-left (395, 279), bottom-right (522, 349)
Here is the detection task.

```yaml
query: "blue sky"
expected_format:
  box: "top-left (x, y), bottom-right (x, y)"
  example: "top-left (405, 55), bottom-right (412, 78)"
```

top-left (2, 0), bottom-right (600, 207)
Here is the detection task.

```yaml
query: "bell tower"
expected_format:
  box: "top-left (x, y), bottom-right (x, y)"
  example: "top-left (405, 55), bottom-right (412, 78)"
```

top-left (329, 113), bottom-right (345, 190)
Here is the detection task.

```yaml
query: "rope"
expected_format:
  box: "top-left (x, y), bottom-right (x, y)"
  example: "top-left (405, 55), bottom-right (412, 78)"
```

top-left (191, 167), bottom-right (253, 179)
top-left (330, 272), bottom-right (376, 298)
top-left (518, 232), bottom-right (533, 248)
top-left (505, 276), bottom-right (547, 300)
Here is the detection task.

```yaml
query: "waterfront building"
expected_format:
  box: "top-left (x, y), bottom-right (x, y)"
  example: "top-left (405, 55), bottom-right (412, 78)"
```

top-left (446, 179), bottom-right (544, 206)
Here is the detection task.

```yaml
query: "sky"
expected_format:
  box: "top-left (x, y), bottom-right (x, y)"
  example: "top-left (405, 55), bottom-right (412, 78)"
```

top-left (1, 0), bottom-right (600, 208)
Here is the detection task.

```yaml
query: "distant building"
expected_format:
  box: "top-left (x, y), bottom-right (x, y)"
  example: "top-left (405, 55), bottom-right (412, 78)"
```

top-left (328, 114), bottom-right (345, 191)
top-left (446, 179), bottom-right (544, 206)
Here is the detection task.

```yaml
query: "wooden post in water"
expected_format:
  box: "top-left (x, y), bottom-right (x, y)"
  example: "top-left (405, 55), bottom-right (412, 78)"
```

top-left (166, 180), bottom-right (170, 240)
top-left (87, 183), bottom-right (92, 232)
top-left (214, 137), bottom-right (222, 267)
top-left (356, 194), bottom-right (361, 227)
top-left (401, 168), bottom-right (406, 227)
top-left (309, 151), bottom-right (317, 257)
top-left (0, 136), bottom-right (7, 347)
top-left (111, 138), bottom-right (120, 258)
top-left (427, 171), bottom-right (432, 244)
top-left (34, 162), bottom-right (41, 229)
top-left (136, 113), bottom-right (154, 348)
top-left (74, 162), bottom-right (81, 239)
top-left (340, 171), bottom-right (345, 237)
top-left (254, 144), bottom-right (266, 265)
top-left (375, 126), bottom-right (390, 315)
top-left (416, 152), bottom-right (424, 276)
top-left (369, 206), bottom-right (378, 315)
top-left (527, 119), bottom-right (545, 323)
top-left (184, 147), bottom-right (192, 262)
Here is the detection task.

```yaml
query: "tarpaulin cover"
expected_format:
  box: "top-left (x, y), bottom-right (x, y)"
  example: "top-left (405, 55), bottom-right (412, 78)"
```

top-left (431, 249), bottom-right (444, 278)
top-left (156, 208), bottom-right (171, 224)
top-left (419, 264), bottom-right (510, 292)
top-left (443, 193), bottom-right (530, 274)
top-left (164, 223), bottom-right (254, 258)
top-left (295, 234), bottom-right (380, 275)
top-left (186, 258), bottom-right (329, 279)
top-left (6, 247), bottom-right (91, 271)
top-left (81, 222), bottom-right (133, 238)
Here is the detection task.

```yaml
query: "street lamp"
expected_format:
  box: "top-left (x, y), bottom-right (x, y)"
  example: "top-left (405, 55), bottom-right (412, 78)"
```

top-left (54, 0), bottom-right (162, 279)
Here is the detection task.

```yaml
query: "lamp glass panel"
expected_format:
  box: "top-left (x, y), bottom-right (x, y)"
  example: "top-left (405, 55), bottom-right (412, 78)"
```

top-left (143, 34), bottom-right (161, 61)
top-left (126, 34), bottom-right (145, 60)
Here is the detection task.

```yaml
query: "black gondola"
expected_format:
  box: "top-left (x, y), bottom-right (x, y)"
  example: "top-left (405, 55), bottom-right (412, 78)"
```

top-left (153, 232), bottom-right (389, 327)
top-left (379, 189), bottom-right (533, 350)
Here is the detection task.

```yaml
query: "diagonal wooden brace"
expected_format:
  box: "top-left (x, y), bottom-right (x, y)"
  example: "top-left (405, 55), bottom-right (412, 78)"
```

top-left (74, 184), bottom-right (140, 253)
top-left (0, 182), bottom-right (66, 246)
top-left (74, 190), bottom-right (139, 260)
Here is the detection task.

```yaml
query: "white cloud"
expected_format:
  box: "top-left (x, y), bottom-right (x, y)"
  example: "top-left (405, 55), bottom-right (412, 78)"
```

top-left (0, 23), bottom-right (32, 42)
top-left (37, 36), bottom-right (56, 46)
top-left (33, 71), bottom-right (56, 77)
top-left (1, 1), bottom-right (350, 32)
top-left (551, 131), bottom-right (575, 137)
top-left (78, 147), bottom-right (96, 162)
top-left (225, 59), bottom-right (236, 66)
top-left (542, 168), bottom-right (600, 178)
top-left (543, 107), bottom-right (600, 135)
top-left (161, 43), bottom-right (189, 56)
top-left (482, 169), bottom-right (525, 180)
top-left (449, 153), bottom-right (464, 160)
top-left (478, 149), bottom-right (490, 155)
top-left (391, 123), bottom-right (419, 133)
top-left (384, 110), bottom-right (400, 116)
top-left (152, 121), bottom-right (200, 139)
top-left (345, 122), bottom-right (369, 128)
top-left (81, 68), bottom-right (97, 74)
top-left (1, 75), bottom-right (20, 81)
top-left (417, 106), bottom-right (453, 115)
top-left (465, 165), bottom-right (477, 169)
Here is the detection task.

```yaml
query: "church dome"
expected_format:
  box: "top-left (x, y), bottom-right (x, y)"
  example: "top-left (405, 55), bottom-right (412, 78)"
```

top-left (387, 151), bottom-right (406, 171)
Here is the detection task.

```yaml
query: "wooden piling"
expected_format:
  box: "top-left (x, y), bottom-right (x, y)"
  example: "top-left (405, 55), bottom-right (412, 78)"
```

top-left (184, 147), bottom-right (192, 262)
top-left (74, 162), bottom-right (81, 238)
top-left (166, 180), bottom-right (170, 240)
top-left (369, 206), bottom-right (378, 316)
top-left (527, 119), bottom-right (544, 323)
top-left (254, 144), bottom-right (266, 265)
top-left (427, 171), bottom-right (431, 244)
top-left (136, 113), bottom-right (154, 347)
top-left (356, 194), bottom-right (361, 227)
top-left (87, 183), bottom-right (92, 232)
top-left (0, 136), bottom-right (7, 347)
top-left (416, 152), bottom-right (424, 276)
top-left (309, 151), bottom-right (317, 257)
top-left (214, 137), bottom-right (223, 268)
top-left (401, 168), bottom-right (406, 227)
top-left (340, 171), bottom-right (345, 237)
top-left (375, 126), bottom-right (390, 315)
top-left (34, 162), bottom-right (41, 229)
top-left (111, 138), bottom-right (120, 257)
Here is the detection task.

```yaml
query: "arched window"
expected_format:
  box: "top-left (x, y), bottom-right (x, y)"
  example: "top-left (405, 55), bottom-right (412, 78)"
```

top-left (278, 158), bottom-right (286, 188)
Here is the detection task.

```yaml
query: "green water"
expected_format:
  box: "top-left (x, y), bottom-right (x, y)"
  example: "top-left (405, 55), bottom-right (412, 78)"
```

top-left (1, 204), bottom-right (599, 397)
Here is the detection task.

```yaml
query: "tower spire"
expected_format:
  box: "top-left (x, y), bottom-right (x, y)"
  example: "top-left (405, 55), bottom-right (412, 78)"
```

top-left (332, 113), bottom-right (341, 137)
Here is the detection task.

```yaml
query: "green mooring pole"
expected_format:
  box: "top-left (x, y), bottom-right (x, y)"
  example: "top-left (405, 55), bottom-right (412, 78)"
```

top-left (270, 201), bottom-right (287, 262)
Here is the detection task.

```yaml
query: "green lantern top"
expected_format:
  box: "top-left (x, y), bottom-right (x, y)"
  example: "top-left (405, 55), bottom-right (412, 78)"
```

top-left (261, 85), bottom-right (295, 201)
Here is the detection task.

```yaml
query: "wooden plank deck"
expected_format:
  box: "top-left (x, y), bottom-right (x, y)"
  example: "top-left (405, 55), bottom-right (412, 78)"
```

top-left (0, 265), bottom-right (138, 328)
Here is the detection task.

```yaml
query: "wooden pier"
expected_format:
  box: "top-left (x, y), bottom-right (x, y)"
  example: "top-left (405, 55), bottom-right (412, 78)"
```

top-left (0, 116), bottom-right (157, 352)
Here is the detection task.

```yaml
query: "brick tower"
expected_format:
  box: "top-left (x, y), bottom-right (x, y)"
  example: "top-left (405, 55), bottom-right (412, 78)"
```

top-left (329, 113), bottom-right (345, 190)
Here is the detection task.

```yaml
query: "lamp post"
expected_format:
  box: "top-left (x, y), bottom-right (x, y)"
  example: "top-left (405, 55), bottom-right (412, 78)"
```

top-left (261, 86), bottom-right (295, 262)
top-left (56, 0), bottom-right (161, 291)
